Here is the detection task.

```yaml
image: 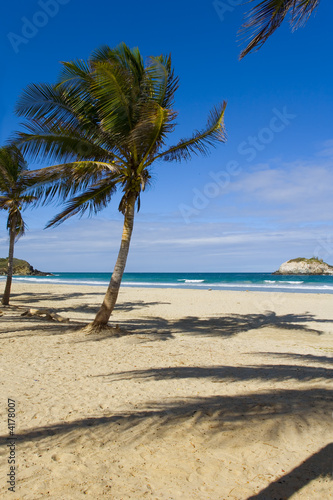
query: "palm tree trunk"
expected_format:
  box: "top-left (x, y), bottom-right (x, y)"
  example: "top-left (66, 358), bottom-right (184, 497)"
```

top-left (2, 214), bottom-right (17, 306)
top-left (92, 195), bottom-right (136, 328)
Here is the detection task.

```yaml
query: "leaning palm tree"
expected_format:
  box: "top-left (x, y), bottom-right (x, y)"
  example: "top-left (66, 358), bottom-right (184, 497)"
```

top-left (0, 146), bottom-right (36, 305)
top-left (239, 0), bottom-right (320, 59)
top-left (15, 43), bottom-right (227, 332)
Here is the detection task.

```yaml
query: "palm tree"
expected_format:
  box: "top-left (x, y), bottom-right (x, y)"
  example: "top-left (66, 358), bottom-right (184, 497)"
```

top-left (0, 146), bottom-right (36, 305)
top-left (239, 0), bottom-right (320, 59)
top-left (15, 43), bottom-right (227, 332)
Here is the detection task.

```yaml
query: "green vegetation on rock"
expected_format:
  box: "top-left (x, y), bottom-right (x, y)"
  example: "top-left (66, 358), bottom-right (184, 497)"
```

top-left (288, 257), bottom-right (324, 264)
top-left (0, 258), bottom-right (50, 276)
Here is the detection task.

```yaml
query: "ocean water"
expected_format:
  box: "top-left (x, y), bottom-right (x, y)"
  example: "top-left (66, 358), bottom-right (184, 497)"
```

top-left (2, 272), bottom-right (333, 294)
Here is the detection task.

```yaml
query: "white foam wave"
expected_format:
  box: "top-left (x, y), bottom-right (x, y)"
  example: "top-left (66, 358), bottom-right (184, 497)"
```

top-left (196, 282), bottom-right (333, 291)
top-left (185, 279), bottom-right (205, 283)
top-left (264, 280), bottom-right (304, 284)
top-left (177, 279), bottom-right (204, 282)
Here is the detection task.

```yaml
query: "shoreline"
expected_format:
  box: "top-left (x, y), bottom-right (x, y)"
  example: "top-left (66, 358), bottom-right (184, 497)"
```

top-left (2, 278), bottom-right (333, 295)
top-left (0, 283), bottom-right (332, 498)
top-left (0, 280), bottom-right (333, 296)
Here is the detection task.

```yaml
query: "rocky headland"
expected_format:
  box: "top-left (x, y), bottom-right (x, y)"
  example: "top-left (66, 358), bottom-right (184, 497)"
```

top-left (273, 257), bottom-right (333, 275)
top-left (0, 258), bottom-right (52, 276)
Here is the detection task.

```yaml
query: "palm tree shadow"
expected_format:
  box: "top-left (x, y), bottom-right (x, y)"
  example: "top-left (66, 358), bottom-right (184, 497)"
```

top-left (76, 310), bottom-right (329, 343)
top-left (0, 388), bottom-right (331, 448)
top-left (97, 363), bottom-right (333, 384)
top-left (0, 388), bottom-right (330, 498)
top-left (1, 309), bottom-right (331, 342)
top-left (247, 443), bottom-right (333, 499)
top-left (256, 352), bottom-right (333, 365)
top-left (103, 310), bottom-right (331, 341)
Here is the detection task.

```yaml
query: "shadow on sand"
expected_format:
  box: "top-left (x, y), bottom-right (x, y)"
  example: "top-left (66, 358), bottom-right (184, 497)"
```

top-left (247, 442), bottom-right (333, 499)
top-left (1, 305), bottom-right (332, 342)
top-left (94, 361), bottom-right (333, 384)
top-left (0, 387), bottom-right (331, 447)
top-left (0, 387), bottom-right (331, 500)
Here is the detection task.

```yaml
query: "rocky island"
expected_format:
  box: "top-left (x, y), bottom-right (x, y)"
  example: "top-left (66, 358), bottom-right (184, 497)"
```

top-left (273, 257), bottom-right (333, 275)
top-left (0, 258), bottom-right (52, 276)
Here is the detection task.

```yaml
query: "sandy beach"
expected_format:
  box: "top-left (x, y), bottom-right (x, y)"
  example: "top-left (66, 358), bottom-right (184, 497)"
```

top-left (0, 283), bottom-right (332, 499)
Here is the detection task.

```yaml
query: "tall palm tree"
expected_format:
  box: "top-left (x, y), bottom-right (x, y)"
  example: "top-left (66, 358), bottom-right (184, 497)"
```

top-left (0, 146), bottom-right (36, 305)
top-left (239, 0), bottom-right (320, 59)
top-left (15, 43), bottom-right (227, 332)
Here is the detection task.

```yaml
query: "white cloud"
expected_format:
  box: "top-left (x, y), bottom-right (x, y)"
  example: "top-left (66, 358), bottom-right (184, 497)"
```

top-left (229, 164), bottom-right (333, 205)
top-left (316, 139), bottom-right (333, 158)
top-left (182, 155), bottom-right (333, 225)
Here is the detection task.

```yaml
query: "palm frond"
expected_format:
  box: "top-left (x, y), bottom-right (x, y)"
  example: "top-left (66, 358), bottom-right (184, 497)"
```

top-left (0, 196), bottom-right (11, 209)
top-left (14, 124), bottom-right (114, 164)
top-left (0, 146), bottom-right (27, 187)
top-left (147, 55), bottom-right (179, 108)
top-left (91, 43), bottom-right (145, 87)
top-left (239, 0), bottom-right (320, 59)
top-left (45, 178), bottom-right (119, 228)
top-left (56, 61), bottom-right (98, 129)
top-left (290, 0), bottom-right (320, 29)
top-left (26, 161), bottom-right (122, 206)
top-left (132, 103), bottom-right (176, 169)
top-left (15, 77), bottom-right (116, 155)
top-left (19, 194), bottom-right (38, 209)
top-left (156, 101), bottom-right (227, 162)
top-left (15, 83), bottom-right (81, 130)
top-left (56, 59), bottom-right (92, 87)
top-left (90, 61), bottom-right (137, 135)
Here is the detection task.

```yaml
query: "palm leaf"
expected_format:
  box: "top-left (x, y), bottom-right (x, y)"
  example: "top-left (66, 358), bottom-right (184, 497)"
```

top-left (14, 124), bottom-right (114, 164)
top-left (132, 104), bottom-right (176, 170)
top-left (27, 161), bottom-right (122, 207)
top-left (147, 55), bottom-right (179, 108)
top-left (45, 178), bottom-right (119, 227)
top-left (0, 196), bottom-right (11, 209)
top-left (15, 83), bottom-right (82, 130)
top-left (91, 43), bottom-right (145, 88)
top-left (156, 101), bottom-right (227, 162)
top-left (90, 61), bottom-right (137, 135)
top-left (57, 59), bottom-right (92, 87)
top-left (239, 0), bottom-right (320, 59)
top-left (290, 0), bottom-right (320, 29)
top-left (0, 146), bottom-right (27, 186)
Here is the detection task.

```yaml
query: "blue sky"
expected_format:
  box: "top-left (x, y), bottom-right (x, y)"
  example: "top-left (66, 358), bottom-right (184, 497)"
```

top-left (1, 0), bottom-right (333, 272)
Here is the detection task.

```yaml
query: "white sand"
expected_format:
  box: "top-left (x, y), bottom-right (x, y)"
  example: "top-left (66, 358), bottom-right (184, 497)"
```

top-left (0, 283), bottom-right (332, 499)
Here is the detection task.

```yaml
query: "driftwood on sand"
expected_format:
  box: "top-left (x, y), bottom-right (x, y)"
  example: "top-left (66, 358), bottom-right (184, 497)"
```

top-left (21, 308), bottom-right (69, 323)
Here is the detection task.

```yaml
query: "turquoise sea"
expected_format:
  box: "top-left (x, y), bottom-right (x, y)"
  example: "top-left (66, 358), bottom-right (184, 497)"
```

top-left (2, 272), bottom-right (333, 294)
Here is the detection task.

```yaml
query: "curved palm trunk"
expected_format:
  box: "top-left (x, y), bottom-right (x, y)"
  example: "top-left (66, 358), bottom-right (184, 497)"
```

top-left (92, 195), bottom-right (136, 328)
top-left (2, 214), bottom-right (17, 306)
